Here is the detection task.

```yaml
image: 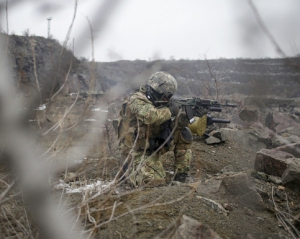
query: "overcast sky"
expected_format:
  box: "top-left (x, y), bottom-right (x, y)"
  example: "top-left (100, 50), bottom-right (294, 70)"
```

top-left (2, 0), bottom-right (300, 62)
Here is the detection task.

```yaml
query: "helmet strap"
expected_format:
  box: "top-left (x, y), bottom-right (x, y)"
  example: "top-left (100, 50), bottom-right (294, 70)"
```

top-left (145, 85), bottom-right (165, 107)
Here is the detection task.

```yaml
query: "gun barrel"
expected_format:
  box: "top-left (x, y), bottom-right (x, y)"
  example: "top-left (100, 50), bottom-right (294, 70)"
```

top-left (211, 118), bottom-right (230, 124)
top-left (209, 107), bottom-right (222, 112)
top-left (222, 103), bottom-right (237, 107)
top-left (207, 116), bottom-right (230, 125)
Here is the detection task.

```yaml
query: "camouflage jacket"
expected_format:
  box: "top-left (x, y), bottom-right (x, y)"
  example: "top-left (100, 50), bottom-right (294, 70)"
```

top-left (117, 85), bottom-right (189, 151)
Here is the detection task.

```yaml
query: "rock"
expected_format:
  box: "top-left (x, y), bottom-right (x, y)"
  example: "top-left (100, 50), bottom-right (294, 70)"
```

top-left (210, 130), bottom-right (226, 142)
top-left (64, 172), bottom-right (77, 182)
top-left (268, 175), bottom-right (282, 184)
top-left (219, 128), bottom-right (246, 144)
top-left (220, 165), bottom-right (235, 174)
top-left (220, 127), bottom-right (272, 151)
top-left (281, 158), bottom-right (300, 193)
top-left (245, 208), bottom-right (254, 216)
top-left (255, 187), bottom-right (269, 199)
top-left (256, 171), bottom-right (269, 181)
top-left (274, 189), bottom-right (285, 201)
top-left (222, 203), bottom-right (234, 211)
top-left (265, 112), bottom-right (277, 131)
top-left (197, 196), bottom-right (228, 215)
top-left (276, 143), bottom-right (300, 158)
top-left (239, 106), bottom-right (259, 122)
top-left (205, 136), bottom-right (221, 145)
top-left (294, 213), bottom-right (300, 231)
top-left (257, 170), bottom-right (282, 184)
top-left (218, 173), bottom-right (264, 210)
top-left (294, 107), bottom-right (300, 117)
top-left (196, 173), bottom-right (264, 210)
top-left (248, 126), bottom-right (272, 149)
top-left (272, 135), bottom-right (300, 148)
top-left (254, 148), bottom-right (294, 177)
top-left (246, 234), bottom-right (255, 239)
top-left (274, 112), bottom-right (300, 134)
top-left (171, 215), bottom-right (222, 239)
top-left (196, 178), bottom-right (223, 195)
top-left (290, 114), bottom-right (299, 122)
top-left (219, 172), bottom-right (251, 195)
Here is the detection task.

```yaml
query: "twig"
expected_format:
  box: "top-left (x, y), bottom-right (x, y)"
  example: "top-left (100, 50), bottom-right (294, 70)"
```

top-left (285, 192), bottom-right (291, 214)
top-left (42, 92), bottom-right (79, 136)
top-left (0, 192), bottom-right (22, 206)
top-left (1, 207), bottom-right (22, 239)
top-left (0, 180), bottom-right (16, 202)
top-left (30, 38), bottom-right (42, 104)
top-left (248, 0), bottom-right (286, 57)
top-left (50, 0), bottom-right (78, 100)
top-left (90, 188), bottom-right (194, 230)
top-left (3, 205), bottom-right (30, 237)
top-left (271, 186), bottom-right (300, 238)
top-left (109, 201), bottom-right (118, 221)
top-left (51, 62), bottom-right (73, 99)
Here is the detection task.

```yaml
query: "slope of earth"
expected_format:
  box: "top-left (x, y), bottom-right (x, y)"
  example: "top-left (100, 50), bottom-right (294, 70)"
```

top-left (31, 94), bottom-right (299, 239)
top-left (1, 92), bottom-right (300, 238)
top-left (61, 137), bottom-right (299, 239)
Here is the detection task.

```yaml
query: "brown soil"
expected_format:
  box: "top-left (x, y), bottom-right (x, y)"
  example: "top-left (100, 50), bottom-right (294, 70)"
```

top-left (61, 137), bottom-right (299, 239)
top-left (1, 94), bottom-right (299, 239)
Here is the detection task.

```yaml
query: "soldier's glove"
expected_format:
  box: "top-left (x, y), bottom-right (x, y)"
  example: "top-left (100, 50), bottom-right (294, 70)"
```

top-left (193, 107), bottom-right (208, 117)
top-left (168, 101), bottom-right (179, 117)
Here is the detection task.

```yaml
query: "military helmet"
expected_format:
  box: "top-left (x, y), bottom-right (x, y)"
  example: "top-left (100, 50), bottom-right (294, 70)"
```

top-left (148, 71), bottom-right (177, 100)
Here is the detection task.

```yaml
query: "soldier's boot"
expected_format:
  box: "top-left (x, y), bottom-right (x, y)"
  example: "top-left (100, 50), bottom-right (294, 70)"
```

top-left (173, 172), bottom-right (194, 184)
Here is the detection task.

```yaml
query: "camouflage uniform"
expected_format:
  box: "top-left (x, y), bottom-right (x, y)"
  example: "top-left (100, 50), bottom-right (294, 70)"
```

top-left (116, 84), bottom-right (192, 186)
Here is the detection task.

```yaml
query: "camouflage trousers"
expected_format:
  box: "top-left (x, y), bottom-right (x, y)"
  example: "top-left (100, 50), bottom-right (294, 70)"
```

top-left (121, 127), bottom-right (193, 186)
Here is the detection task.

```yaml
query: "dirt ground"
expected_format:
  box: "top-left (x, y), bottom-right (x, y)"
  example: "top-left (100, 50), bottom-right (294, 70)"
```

top-left (1, 94), bottom-right (300, 239)
top-left (59, 136), bottom-right (299, 239)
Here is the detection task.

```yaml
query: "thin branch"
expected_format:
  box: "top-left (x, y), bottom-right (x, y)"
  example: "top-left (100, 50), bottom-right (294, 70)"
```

top-left (30, 38), bottom-right (42, 104)
top-left (0, 180), bottom-right (16, 202)
top-left (247, 0), bottom-right (286, 57)
top-left (51, 62), bottom-right (73, 99)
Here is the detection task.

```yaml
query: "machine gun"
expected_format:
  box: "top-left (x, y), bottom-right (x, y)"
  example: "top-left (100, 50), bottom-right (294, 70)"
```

top-left (169, 97), bottom-right (237, 125)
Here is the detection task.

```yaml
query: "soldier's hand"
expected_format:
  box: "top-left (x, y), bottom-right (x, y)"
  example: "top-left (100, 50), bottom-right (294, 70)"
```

top-left (193, 107), bottom-right (208, 117)
top-left (168, 101), bottom-right (179, 117)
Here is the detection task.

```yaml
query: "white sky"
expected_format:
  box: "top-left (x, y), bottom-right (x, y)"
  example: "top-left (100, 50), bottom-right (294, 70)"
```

top-left (2, 0), bottom-right (300, 62)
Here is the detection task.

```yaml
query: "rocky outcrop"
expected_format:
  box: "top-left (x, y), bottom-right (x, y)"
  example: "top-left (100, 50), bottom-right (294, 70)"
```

top-left (1, 33), bottom-right (92, 100)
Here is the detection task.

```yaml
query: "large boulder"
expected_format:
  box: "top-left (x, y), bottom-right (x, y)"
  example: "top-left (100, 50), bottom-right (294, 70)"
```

top-left (254, 148), bottom-right (300, 193)
top-left (218, 172), bottom-right (250, 195)
top-left (254, 148), bottom-right (294, 177)
top-left (196, 173), bottom-right (263, 210)
top-left (220, 126), bottom-right (272, 151)
top-left (281, 158), bottom-right (300, 193)
top-left (238, 106), bottom-right (259, 122)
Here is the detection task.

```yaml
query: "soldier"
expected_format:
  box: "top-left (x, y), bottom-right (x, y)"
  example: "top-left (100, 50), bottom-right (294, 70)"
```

top-left (114, 71), bottom-right (206, 187)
